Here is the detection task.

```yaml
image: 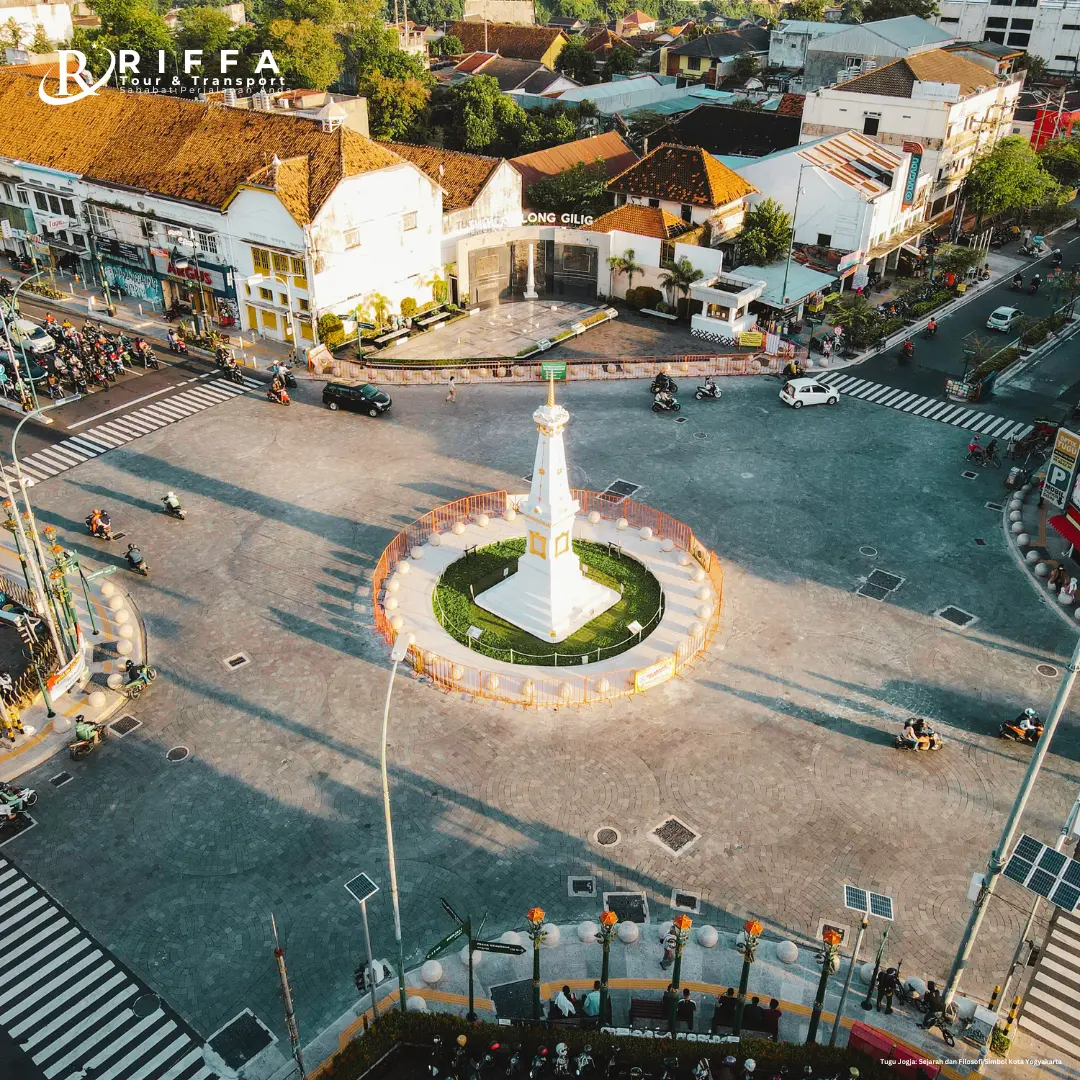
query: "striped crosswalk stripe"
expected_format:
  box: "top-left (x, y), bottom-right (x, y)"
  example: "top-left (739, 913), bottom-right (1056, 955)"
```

top-left (22, 377), bottom-right (258, 482)
top-left (1019, 909), bottom-right (1080, 1066)
top-left (0, 856), bottom-right (218, 1080)
top-left (817, 371), bottom-right (1032, 441)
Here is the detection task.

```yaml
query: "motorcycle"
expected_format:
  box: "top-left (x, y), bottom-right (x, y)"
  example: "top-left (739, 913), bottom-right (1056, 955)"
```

top-left (923, 323), bottom-right (937, 339)
top-left (267, 387), bottom-right (291, 406)
top-left (530, 1047), bottom-right (549, 1079)
top-left (1029, 278), bottom-right (1042, 294)
top-left (894, 721), bottom-right (944, 752)
top-left (125, 543), bottom-right (149, 576)
top-left (0, 782), bottom-right (37, 824)
top-left (1010, 278), bottom-right (1024, 292)
top-left (68, 717), bottom-right (109, 760)
top-left (85, 513), bottom-right (115, 541)
top-left (223, 361), bottom-right (245, 385)
top-left (999, 716), bottom-right (1043, 745)
top-left (652, 394), bottom-right (680, 413)
top-left (649, 374), bottom-right (677, 395)
top-left (573, 1046), bottom-right (594, 1077)
top-left (694, 383), bottom-right (722, 401)
top-left (553, 1044), bottom-right (570, 1077)
top-left (899, 341), bottom-right (914, 364)
top-left (167, 335), bottom-right (188, 355)
top-left (162, 495), bottom-right (186, 520)
top-left (967, 438), bottom-right (1000, 468)
top-left (123, 659), bottom-right (157, 699)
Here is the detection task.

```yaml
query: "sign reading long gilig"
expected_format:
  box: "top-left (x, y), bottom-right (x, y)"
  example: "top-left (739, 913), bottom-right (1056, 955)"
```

top-left (1043, 427), bottom-right (1080, 509)
top-left (901, 141), bottom-right (924, 211)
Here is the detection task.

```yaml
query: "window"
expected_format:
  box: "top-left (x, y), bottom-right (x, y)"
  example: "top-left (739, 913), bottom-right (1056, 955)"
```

top-left (1057, 54), bottom-right (1076, 60)
top-left (299, 298), bottom-right (310, 312)
top-left (0, 183), bottom-right (10, 203)
top-left (252, 247), bottom-right (271, 272)
top-left (1007, 32), bottom-right (1030, 45)
top-left (845, 55), bottom-right (863, 68)
top-left (660, 240), bottom-right (675, 264)
top-left (271, 251), bottom-right (289, 273)
top-left (258, 287), bottom-right (272, 300)
top-left (16, 189), bottom-right (27, 205)
top-left (1064, 23), bottom-right (1080, 29)
top-left (863, 116), bottom-right (879, 136)
top-left (196, 231), bottom-right (218, 257)
top-left (687, 56), bottom-right (702, 70)
top-left (987, 16), bottom-right (1008, 26)
top-left (939, 15), bottom-right (959, 22)
top-left (279, 294), bottom-right (288, 305)
top-left (61, 198), bottom-right (74, 218)
top-left (34, 191), bottom-right (48, 212)
top-left (1010, 17), bottom-right (1033, 28)
top-left (402, 211), bottom-right (418, 231)
top-left (680, 203), bottom-right (692, 222)
top-left (85, 204), bottom-right (107, 232)
top-left (817, 232), bottom-right (832, 246)
top-left (140, 218), bottom-right (155, 240)
top-left (261, 310), bottom-right (277, 330)
top-left (290, 256), bottom-right (304, 276)
top-left (344, 227), bottom-right (361, 249)
top-left (985, 31), bottom-right (1006, 43)
top-left (648, 198), bottom-right (660, 208)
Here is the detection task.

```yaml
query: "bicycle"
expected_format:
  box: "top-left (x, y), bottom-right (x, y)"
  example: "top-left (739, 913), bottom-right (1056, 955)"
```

top-left (921, 1003), bottom-right (957, 1047)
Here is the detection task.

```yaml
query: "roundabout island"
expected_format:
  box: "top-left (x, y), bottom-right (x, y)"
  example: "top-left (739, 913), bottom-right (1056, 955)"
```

top-left (372, 378), bottom-right (724, 707)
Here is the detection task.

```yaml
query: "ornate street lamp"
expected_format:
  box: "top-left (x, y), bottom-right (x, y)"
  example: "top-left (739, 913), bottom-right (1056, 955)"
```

top-left (525, 906), bottom-right (547, 1020)
top-left (596, 909), bottom-right (618, 1026)
top-left (807, 927), bottom-right (844, 1045)
top-left (668, 913), bottom-right (693, 1030)
top-left (732, 918), bottom-right (762, 1036)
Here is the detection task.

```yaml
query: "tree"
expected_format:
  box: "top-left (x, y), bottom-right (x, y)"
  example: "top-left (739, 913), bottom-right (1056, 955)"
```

top-left (85, 0), bottom-right (174, 69)
top-left (527, 162), bottom-right (610, 216)
top-left (362, 70), bottom-right (430, 140)
top-left (931, 243), bottom-right (983, 277)
top-left (738, 197), bottom-right (793, 265)
top-left (556, 35), bottom-right (598, 84)
top-left (623, 109), bottom-right (668, 153)
top-left (448, 75), bottom-right (527, 153)
top-left (176, 6), bottom-right (236, 72)
top-left (1017, 52), bottom-right (1047, 83)
top-left (606, 248), bottom-right (644, 296)
top-left (784, 0), bottom-right (825, 17)
top-left (606, 45), bottom-right (637, 76)
top-left (732, 53), bottom-right (760, 82)
top-left (432, 33), bottom-right (463, 56)
top-left (863, 0), bottom-right (938, 19)
top-left (658, 256), bottom-right (704, 314)
top-left (1039, 135), bottom-right (1080, 187)
top-left (0, 17), bottom-right (24, 50)
top-left (965, 136), bottom-right (1060, 226)
top-left (30, 24), bottom-right (52, 53)
top-left (267, 19), bottom-right (342, 89)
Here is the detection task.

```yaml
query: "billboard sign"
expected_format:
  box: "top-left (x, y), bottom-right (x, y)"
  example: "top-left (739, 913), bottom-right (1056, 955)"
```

top-left (1044, 428), bottom-right (1080, 509)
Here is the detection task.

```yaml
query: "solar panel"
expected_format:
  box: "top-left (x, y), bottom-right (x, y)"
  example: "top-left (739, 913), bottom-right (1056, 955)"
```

top-left (1038, 849), bottom-right (1067, 875)
top-left (1051, 882), bottom-right (1080, 912)
top-left (1004, 855), bottom-right (1034, 885)
top-left (1015, 834), bottom-right (1043, 862)
top-left (1029, 869), bottom-right (1057, 898)
top-left (844, 885), bottom-right (869, 912)
top-left (869, 892), bottom-right (895, 920)
top-left (1063, 861), bottom-right (1080, 888)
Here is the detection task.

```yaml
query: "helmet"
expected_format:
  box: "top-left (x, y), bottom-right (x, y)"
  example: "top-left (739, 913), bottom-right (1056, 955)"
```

top-left (167, 491), bottom-right (175, 500)
top-left (850, 1071), bottom-right (861, 1079)
top-left (1025, 708), bottom-right (1038, 717)
top-left (457, 1035), bottom-right (467, 1047)
top-left (556, 1044), bottom-right (568, 1055)
top-left (744, 1062), bottom-right (756, 1074)
top-left (725, 1057), bottom-right (738, 1067)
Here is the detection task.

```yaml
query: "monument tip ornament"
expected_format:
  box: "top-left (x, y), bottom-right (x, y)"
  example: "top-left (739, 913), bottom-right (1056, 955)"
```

top-left (476, 376), bottom-right (620, 641)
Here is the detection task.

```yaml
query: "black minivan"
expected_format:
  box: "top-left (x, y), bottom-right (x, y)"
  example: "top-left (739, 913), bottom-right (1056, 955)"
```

top-left (322, 382), bottom-right (392, 417)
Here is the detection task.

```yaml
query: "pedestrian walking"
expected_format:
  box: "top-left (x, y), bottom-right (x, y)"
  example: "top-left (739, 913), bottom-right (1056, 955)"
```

top-left (876, 966), bottom-right (898, 1014)
top-left (660, 931), bottom-right (676, 970)
top-left (87, 294), bottom-right (95, 314)
top-left (445, 374), bottom-right (457, 403)
top-left (822, 337), bottom-right (832, 359)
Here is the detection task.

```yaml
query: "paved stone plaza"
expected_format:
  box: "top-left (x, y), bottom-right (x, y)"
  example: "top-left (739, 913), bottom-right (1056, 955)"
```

top-left (5, 374), bottom-right (1078, 1061)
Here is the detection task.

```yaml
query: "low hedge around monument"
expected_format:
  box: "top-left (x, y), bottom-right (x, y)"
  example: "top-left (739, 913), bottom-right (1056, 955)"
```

top-left (433, 538), bottom-right (663, 664)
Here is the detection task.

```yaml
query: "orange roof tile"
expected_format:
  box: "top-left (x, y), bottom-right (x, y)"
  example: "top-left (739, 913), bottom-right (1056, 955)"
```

top-left (607, 143), bottom-right (756, 208)
top-left (510, 132), bottom-right (638, 192)
top-left (450, 21), bottom-right (568, 62)
top-left (834, 49), bottom-right (999, 99)
top-left (585, 204), bottom-right (696, 240)
top-left (776, 92), bottom-right (805, 117)
top-left (386, 142), bottom-right (503, 212)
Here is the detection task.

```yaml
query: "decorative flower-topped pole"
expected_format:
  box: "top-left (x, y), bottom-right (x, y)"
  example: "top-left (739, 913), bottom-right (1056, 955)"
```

top-left (596, 909), bottom-right (618, 1025)
top-left (806, 927), bottom-right (844, 1045)
top-left (667, 913), bottom-right (693, 1030)
top-left (733, 918), bottom-right (763, 1036)
top-left (525, 906), bottom-right (547, 1020)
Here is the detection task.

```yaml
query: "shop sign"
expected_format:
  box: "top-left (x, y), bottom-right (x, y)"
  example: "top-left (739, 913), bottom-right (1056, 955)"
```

top-left (151, 252), bottom-right (228, 294)
top-left (101, 261), bottom-right (164, 305)
top-left (524, 212), bottom-right (595, 226)
top-left (837, 249), bottom-right (863, 274)
top-left (0, 220), bottom-right (9, 239)
top-left (103, 238), bottom-right (147, 266)
top-left (1044, 427), bottom-right (1080, 509)
top-left (738, 331), bottom-right (763, 347)
top-left (540, 360), bottom-right (567, 381)
top-left (47, 645), bottom-right (86, 698)
top-left (901, 141), bottom-right (924, 210)
top-left (634, 655), bottom-right (675, 693)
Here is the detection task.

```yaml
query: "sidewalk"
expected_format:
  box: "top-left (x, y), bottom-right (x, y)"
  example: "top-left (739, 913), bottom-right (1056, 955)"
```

top-left (0, 269), bottom-right (292, 373)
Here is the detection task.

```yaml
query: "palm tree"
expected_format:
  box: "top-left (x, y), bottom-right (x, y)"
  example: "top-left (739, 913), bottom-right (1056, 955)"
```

top-left (606, 249), bottom-right (644, 298)
top-left (658, 257), bottom-right (705, 316)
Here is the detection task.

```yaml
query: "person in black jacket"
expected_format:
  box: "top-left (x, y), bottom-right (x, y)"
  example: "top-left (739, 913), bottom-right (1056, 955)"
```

top-left (742, 995), bottom-right (766, 1029)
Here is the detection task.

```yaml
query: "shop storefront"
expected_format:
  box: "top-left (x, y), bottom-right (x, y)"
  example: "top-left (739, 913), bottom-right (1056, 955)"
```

top-left (0, 206), bottom-right (34, 262)
top-left (40, 218), bottom-right (92, 280)
top-left (151, 252), bottom-right (239, 330)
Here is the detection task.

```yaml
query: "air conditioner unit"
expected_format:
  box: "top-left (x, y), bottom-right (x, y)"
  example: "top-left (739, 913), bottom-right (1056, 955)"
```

top-left (863, 60), bottom-right (877, 70)
top-left (223, 88), bottom-right (237, 106)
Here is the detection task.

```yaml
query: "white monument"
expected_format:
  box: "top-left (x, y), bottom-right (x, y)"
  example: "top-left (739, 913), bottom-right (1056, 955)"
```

top-left (477, 378), bottom-right (620, 641)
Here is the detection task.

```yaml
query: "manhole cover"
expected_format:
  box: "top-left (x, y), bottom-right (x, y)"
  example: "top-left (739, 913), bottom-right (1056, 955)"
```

top-left (109, 714), bottom-right (142, 737)
top-left (673, 416), bottom-right (688, 424)
top-left (603, 890), bottom-right (648, 923)
top-left (859, 546), bottom-right (878, 557)
top-left (595, 827), bottom-right (620, 846)
top-left (671, 889), bottom-right (701, 913)
top-left (167, 745), bottom-right (190, 762)
top-left (974, 538), bottom-right (987, 546)
top-left (222, 652), bottom-right (251, 671)
top-left (935, 605), bottom-right (978, 628)
top-left (867, 569), bottom-right (904, 591)
top-left (606, 480), bottom-right (640, 498)
top-left (132, 994), bottom-right (159, 1018)
top-left (961, 470), bottom-right (979, 480)
top-left (857, 582), bottom-right (890, 601)
top-left (1038, 664), bottom-right (1059, 678)
top-left (208, 1010), bottom-right (277, 1070)
top-left (652, 815), bottom-right (699, 854)
top-left (568, 876), bottom-right (596, 897)
top-left (693, 432), bottom-right (708, 440)
top-left (49, 771), bottom-right (73, 788)
top-left (985, 502), bottom-right (1004, 511)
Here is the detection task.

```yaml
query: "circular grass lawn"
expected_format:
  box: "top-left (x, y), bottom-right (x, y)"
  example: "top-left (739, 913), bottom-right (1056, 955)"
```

top-left (433, 538), bottom-right (663, 665)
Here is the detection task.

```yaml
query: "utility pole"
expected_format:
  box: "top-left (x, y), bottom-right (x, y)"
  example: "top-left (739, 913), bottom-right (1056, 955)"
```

top-left (944, 634), bottom-right (1080, 1006)
top-left (829, 913), bottom-right (869, 1046)
top-left (271, 914), bottom-right (305, 1080)
top-left (780, 163), bottom-right (806, 315)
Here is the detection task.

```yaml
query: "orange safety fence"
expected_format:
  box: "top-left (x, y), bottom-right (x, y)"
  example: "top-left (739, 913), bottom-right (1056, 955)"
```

top-left (371, 490), bottom-right (723, 708)
top-left (323, 354), bottom-right (785, 386)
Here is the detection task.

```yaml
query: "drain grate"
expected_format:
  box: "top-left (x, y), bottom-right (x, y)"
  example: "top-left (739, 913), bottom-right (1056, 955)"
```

top-left (603, 890), bottom-right (648, 923)
top-left (222, 652), bottom-right (251, 671)
top-left (523, 472), bottom-right (533, 483)
top-left (857, 582), bottom-right (890, 601)
top-left (961, 470), bottom-right (979, 480)
top-left (868, 570), bottom-right (904, 591)
top-left (109, 714), bottom-right (141, 737)
top-left (208, 1010), bottom-right (277, 1070)
top-left (859, 545), bottom-right (878, 558)
top-left (1037, 663), bottom-right (1059, 678)
top-left (167, 745), bottom-right (190, 762)
top-left (673, 416), bottom-right (688, 424)
top-left (651, 815), bottom-right (699, 855)
top-left (985, 502), bottom-right (1004, 512)
top-left (974, 538), bottom-right (987, 546)
top-left (49, 771), bottom-right (73, 788)
top-left (693, 432), bottom-right (707, 440)
top-left (595, 827), bottom-right (620, 847)
top-left (935, 605), bottom-right (978, 628)
top-left (132, 994), bottom-right (160, 1019)
top-left (568, 875), bottom-right (596, 898)
top-left (671, 889), bottom-right (701, 913)
top-left (605, 480), bottom-right (640, 499)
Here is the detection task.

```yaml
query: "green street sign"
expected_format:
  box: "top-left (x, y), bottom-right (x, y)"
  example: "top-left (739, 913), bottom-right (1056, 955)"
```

top-left (85, 566), bottom-right (118, 580)
top-left (541, 361), bottom-right (567, 381)
top-left (425, 924), bottom-right (466, 960)
top-left (441, 897), bottom-right (464, 924)
top-left (474, 940), bottom-right (526, 955)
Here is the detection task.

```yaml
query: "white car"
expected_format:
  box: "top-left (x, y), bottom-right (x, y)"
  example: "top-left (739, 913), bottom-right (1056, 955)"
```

top-left (779, 377), bottom-right (839, 409)
top-left (986, 306), bottom-right (1023, 333)
top-left (8, 318), bottom-right (55, 356)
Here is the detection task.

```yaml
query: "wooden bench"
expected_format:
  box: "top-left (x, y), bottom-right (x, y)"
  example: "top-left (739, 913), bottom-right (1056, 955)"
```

top-left (629, 997), bottom-right (667, 1028)
top-left (374, 327), bottom-right (410, 347)
top-left (416, 311), bottom-right (449, 328)
top-left (711, 1004), bottom-right (779, 1041)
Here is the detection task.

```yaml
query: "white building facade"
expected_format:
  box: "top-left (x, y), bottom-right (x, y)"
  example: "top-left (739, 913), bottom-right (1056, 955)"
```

top-left (0, 1), bottom-right (72, 45)
top-left (933, 2), bottom-right (1080, 74)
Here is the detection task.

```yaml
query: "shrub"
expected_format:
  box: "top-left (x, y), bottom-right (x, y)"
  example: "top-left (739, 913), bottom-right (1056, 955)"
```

top-left (433, 279), bottom-right (449, 305)
top-left (626, 286), bottom-right (662, 311)
top-left (400, 296), bottom-right (417, 318)
top-left (317, 313), bottom-right (344, 349)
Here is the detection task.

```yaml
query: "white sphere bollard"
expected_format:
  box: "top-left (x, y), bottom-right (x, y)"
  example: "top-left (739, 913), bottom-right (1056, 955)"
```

top-left (588, 511), bottom-right (601, 525)
top-left (1011, 521), bottom-right (1025, 535)
top-left (639, 527), bottom-right (653, 541)
top-left (1074, 607), bottom-right (1080, 621)
top-left (100, 581), bottom-right (116, 599)
top-left (389, 614), bottom-right (404, 630)
top-left (453, 522), bottom-right (466, 536)
top-left (410, 547), bottom-right (424, 560)
top-left (1017, 534), bottom-right (1031, 547)
top-left (476, 514), bottom-right (490, 528)
top-left (688, 621), bottom-right (702, 636)
top-left (661, 538), bottom-right (675, 552)
top-left (696, 586), bottom-right (711, 601)
top-left (118, 624), bottom-right (135, 639)
top-left (679, 554), bottom-right (692, 567)
top-left (108, 595), bottom-right (125, 612)
top-left (616, 518), bottom-right (628, 531)
top-left (1026, 550), bottom-right (1041, 564)
top-left (384, 597), bottom-right (398, 611)
top-left (594, 677), bottom-right (610, 694)
top-left (1036, 563), bottom-right (1050, 577)
top-left (1009, 510), bottom-right (1023, 523)
top-left (1060, 591), bottom-right (1074, 606)
top-left (428, 532), bottom-right (442, 547)
top-left (452, 665), bottom-right (465, 680)
top-left (696, 925), bottom-right (719, 948)
top-left (116, 639), bottom-right (133, 656)
top-left (421, 960), bottom-right (443, 984)
top-left (658, 922), bottom-right (674, 941)
top-left (617, 921), bottom-right (639, 944)
top-left (775, 940), bottom-right (799, 965)
top-left (859, 962), bottom-right (877, 985)
top-left (696, 604), bottom-right (712, 619)
top-left (504, 508), bottom-right (517, 523)
top-left (397, 561), bottom-right (411, 575)
top-left (691, 567), bottom-right (705, 582)
top-left (460, 946), bottom-right (482, 968)
top-left (485, 675), bottom-right (499, 692)
top-left (114, 608), bottom-right (131, 624)
top-left (542, 923), bottom-right (561, 946)
top-left (1009, 498), bottom-right (1023, 510)
top-left (52, 715), bottom-right (72, 735)
top-left (1022, 483), bottom-right (1033, 493)
top-left (578, 921), bottom-right (598, 942)
top-left (906, 975), bottom-right (927, 998)
top-left (387, 578), bottom-right (400, 593)
top-left (500, 931), bottom-right (523, 947)
top-left (107, 672), bottom-right (124, 690)
top-left (406, 996), bottom-right (428, 1012)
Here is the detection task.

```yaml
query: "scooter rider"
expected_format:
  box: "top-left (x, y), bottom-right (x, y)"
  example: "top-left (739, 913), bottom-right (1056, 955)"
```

top-left (1013, 272), bottom-right (1023, 290)
top-left (655, 388), bottom-right (675, 408)
top-left (125, 542), bottom-right (144, 570)
top-left (1016, 708), bottom-right (1040, 734)
top-left (902, 717), bottom-right (928, 749)
top-left (162, 491), bottom-right (182, 514)
top-left (926, 317), bottom-right (937, 337)
top-left (1031, 273), bottom-right (1041, 292)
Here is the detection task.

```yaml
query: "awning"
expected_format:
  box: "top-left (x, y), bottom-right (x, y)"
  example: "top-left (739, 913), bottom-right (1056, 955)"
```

top-left (1049, 513), bottom-right (1080, 549)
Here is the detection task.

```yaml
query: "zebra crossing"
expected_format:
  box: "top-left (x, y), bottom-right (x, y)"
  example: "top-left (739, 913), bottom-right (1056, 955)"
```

top-left (816, 371), bottom-right (1033, 441)
top-left (12, 375), bottom-right (259, 484)
top-left (1019, 907), bottom-right (1080, 1065)
top-left (0, 855), bottom-right (218, 1080)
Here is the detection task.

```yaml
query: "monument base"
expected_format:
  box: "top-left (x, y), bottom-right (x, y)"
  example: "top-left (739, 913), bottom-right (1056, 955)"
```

top-left (477, 569), bottom-right (620, 644)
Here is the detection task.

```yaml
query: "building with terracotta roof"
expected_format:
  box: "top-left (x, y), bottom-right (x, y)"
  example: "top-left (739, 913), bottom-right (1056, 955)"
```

top-left (606, 143), bottom-right (757, 244)
top-left (800, 48), bottom-right (1022, 218)
top-left (449, 21), bottom-right (569, 68)
top-left (0, 70), bottom-right (444, 345)
top-left (509, 132), bottom-right (638, 208)
top-left (619, 10), bottom-right (658, 35)
top-left (443, 52), bottom-right (578, 93)
top-left (649, 102), bottom-right (802, 157)
top-left (661, 28), bottom-right (770, 85)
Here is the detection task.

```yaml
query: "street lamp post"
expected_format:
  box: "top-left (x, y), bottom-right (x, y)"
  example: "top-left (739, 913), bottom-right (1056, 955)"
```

top-left (807, 927), bottom-right (844, 1045)
top-left (525, 906), bottom-right (546, 1020)
top-left (596, 909), bottom-right (618, 1026)
top-left (732, 918), bottom-right (762, 1036)
top-left (0, 268), bottom-right (48, 410)
top-left (667, 913), bottom-right (692, 1031)
top-left (829, 914), bottom-right (868, 1046)
top-left (381, 632), bottom-right (414, 1014)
